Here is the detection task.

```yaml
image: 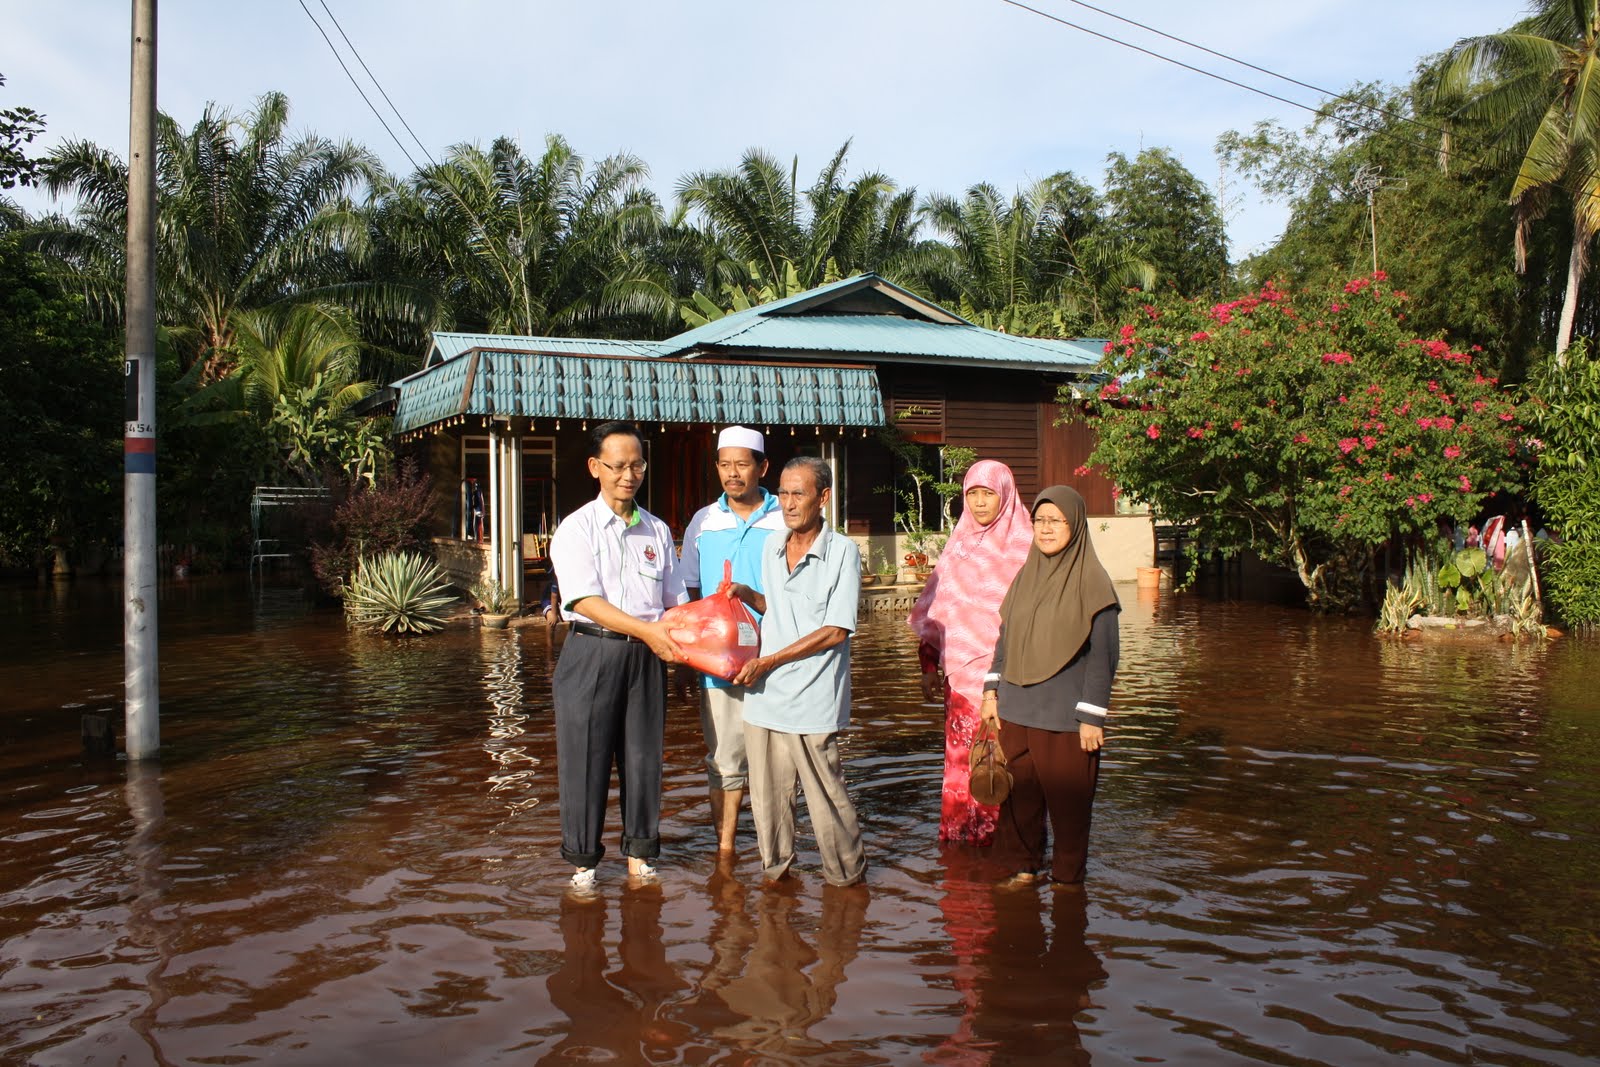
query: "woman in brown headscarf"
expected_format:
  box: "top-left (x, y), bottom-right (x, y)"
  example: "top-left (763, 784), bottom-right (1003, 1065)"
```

top-left (979, 485), bottom-right (1120, 887)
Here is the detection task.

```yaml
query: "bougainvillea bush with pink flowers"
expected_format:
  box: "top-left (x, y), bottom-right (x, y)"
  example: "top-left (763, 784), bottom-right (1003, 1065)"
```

top-left (1074, 273), bottom-right (1528, 611)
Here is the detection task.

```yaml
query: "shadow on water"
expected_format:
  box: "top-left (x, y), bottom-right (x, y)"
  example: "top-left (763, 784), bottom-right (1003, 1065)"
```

top-left (1, 575), bottom-right (1597, 1064)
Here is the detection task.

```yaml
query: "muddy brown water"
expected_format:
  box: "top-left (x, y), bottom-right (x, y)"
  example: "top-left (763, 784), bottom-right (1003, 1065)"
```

top-left (1, 577), bottom-right (1597, 1065)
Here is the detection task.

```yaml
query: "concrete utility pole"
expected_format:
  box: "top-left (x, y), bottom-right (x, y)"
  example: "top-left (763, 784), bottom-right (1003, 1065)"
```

top-left (1352, 164), bottom-right (1407, 275)
top-left (124, 0), bottom-right (159, 759)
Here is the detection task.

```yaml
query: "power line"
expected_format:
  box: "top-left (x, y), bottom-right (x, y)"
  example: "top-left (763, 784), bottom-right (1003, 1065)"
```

top-left (997, 0), bottom-right (1330, 122)
top-left (294, 0), bottom-right (419, 173)
top-left (314, 0), bottom-right (438, 169)
top-left (292, 0), bottom-right (539, 327)
top-left (1054, 0), bottom-right (1467, 152)
top-left (998, 0), bottom-right (1599, 210)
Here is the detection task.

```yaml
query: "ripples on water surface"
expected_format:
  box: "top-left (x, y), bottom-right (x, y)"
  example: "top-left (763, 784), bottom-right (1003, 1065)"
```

top-left (1, 578), bottom-right (1596, 1064)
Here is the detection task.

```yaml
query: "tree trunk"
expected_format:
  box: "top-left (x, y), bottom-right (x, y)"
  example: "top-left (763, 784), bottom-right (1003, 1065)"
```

top-left (1556, 233), bottom-right (1584, 363)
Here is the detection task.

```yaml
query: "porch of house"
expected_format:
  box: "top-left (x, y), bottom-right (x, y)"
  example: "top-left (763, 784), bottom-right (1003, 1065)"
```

top-left (378, 273), bottom-right (1155, 609)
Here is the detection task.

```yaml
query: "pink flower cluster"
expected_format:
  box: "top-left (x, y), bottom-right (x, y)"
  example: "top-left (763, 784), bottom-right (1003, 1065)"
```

top-left (1321, 351), bottom-right (1354, 365)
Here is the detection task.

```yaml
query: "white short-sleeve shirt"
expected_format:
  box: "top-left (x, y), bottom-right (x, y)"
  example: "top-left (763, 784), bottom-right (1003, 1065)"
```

top-left (548, 495), bottom-right (686, 624)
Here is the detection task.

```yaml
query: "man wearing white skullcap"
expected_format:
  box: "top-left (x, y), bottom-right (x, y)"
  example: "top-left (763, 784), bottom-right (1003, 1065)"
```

top-left (679, 425), bottom-right (785, 853)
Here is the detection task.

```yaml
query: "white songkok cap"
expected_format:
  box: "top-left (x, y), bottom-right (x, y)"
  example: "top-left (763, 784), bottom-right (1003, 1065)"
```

top-left (717, 425), bottom-right (765, 454)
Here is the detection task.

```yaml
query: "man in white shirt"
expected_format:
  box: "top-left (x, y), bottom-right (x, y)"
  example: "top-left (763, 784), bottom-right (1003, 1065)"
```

top-left (678, 426), bottom-right (786, 854)
top-left (548, 422), bottom-right (687, 892)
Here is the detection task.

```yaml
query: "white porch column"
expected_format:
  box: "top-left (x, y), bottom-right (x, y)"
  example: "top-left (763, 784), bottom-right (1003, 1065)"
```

top-left (820, 438), bottom-right (844, 530)
top-left (486, 425), bottom-right (500, 586)
top-left (498, 432), bottom-right (525, 605)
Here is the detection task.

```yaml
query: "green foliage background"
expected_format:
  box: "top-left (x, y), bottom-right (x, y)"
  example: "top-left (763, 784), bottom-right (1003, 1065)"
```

top-left (1526, 340), bottom-right (1600, 625)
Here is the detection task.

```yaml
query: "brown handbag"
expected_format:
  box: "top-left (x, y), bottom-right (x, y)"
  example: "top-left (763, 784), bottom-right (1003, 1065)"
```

top-left (968, 719), bottom-right (1012, 807)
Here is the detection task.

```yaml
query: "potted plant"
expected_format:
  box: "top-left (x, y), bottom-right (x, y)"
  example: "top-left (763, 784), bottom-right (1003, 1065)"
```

top-left (873, 547), bottom-right (898, 584)
top-left (470, 578), bottom-right (516, 629)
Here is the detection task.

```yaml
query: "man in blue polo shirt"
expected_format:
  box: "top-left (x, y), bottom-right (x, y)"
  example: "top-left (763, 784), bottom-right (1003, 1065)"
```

top-left (729, 456), bottom-right (866, 888)
top-left (679, 426), bottom-right (786, 854)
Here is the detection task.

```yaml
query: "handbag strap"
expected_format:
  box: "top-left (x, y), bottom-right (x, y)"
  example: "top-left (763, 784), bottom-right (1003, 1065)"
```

top-left (974, 718), bottom-right (1007, 765)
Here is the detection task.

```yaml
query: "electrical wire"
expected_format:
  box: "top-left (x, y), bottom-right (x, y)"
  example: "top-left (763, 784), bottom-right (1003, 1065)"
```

top-left (294, 0), bottom-right (517, 288)
top-left (998, 0), bottom-right (1595, 208)
top-left (295, 0), bottom-right (419, 172)
top-left (315, 0), bottom-right (439, 168)
top-left (1055, 0), bottom-right (1469, 151)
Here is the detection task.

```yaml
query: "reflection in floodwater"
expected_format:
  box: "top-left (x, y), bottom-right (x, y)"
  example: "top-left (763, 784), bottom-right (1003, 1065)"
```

top-left (0, 577), bottom-right (1597, 1063)
top-left (482, 629), bottom-right (539, 816)
top-left (124, 759), bottom-right (175, 1067)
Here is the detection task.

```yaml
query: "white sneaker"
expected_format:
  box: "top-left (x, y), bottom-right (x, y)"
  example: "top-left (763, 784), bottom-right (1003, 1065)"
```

top-left (569, 868), bottom-right (597, 892)
top-left (629, 861), bottom-right (658, 883)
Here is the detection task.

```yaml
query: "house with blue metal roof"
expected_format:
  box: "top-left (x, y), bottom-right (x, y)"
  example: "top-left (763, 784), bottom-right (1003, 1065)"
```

top-left (382, 273), bottom-right (1145, 600)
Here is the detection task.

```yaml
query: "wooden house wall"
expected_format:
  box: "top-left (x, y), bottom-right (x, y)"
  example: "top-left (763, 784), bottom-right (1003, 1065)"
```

top-left (1039, 400), bottom-right (1116, 515)
top-left (879, 365), bottom-right (1115, 517)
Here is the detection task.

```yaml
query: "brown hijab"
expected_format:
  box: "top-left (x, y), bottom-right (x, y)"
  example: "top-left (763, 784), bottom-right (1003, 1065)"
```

top-left (996, 485), bottom-right (1120, 685)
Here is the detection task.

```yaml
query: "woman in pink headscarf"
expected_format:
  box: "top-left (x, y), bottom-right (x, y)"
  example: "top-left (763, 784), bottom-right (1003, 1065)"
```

top-left (908, 460), bottom-right (1036, 844)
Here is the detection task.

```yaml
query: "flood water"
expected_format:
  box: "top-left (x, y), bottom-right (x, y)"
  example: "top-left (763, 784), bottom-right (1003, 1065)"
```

top-left (2, 577), bottom-right (1597, 1065)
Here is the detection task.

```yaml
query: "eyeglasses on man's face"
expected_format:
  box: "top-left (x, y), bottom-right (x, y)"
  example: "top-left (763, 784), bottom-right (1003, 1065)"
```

top-left (1031, 516), bottom-right (1069, 529)
top-left (597, 460), bottom-right (647, 476)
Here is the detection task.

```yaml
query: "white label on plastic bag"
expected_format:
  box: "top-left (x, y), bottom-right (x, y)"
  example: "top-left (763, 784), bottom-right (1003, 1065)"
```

top-left (737, 622), bottom-right (758, 647)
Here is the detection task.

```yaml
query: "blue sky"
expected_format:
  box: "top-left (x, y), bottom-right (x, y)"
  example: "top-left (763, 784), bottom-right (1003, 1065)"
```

top-left (3, 0), bottom-right (1529, 258)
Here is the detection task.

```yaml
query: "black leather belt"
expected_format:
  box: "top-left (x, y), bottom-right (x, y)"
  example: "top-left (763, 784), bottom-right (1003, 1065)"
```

top-left (571, 622), bottom-right (642, 643)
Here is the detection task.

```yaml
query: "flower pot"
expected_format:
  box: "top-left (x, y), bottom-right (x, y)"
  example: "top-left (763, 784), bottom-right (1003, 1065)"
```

top-left (1136, 566), bottom-right (1162, 589)
top-left (480, 612), bottom-right (513, 629)
top-left (861, 573), bottom-right (880, 586)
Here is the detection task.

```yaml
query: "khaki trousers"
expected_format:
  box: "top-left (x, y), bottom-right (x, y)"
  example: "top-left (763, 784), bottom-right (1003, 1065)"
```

top-left (744, 724), bottom-right (866, 886)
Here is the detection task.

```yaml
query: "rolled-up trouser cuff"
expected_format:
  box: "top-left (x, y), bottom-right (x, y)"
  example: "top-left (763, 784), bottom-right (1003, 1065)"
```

top-left (620, 833), bottom-right (660, 859)
top-left (561, 845), bottom-right (603, 868)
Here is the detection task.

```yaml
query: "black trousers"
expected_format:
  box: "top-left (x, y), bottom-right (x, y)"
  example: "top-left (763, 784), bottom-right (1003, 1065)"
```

top-left (992, 720), bottom-right (1101, 884)
top-left (553, 632), bottom-right (667, 867)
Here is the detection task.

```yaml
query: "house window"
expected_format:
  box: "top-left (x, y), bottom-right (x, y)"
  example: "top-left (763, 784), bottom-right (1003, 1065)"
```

top-left (523, 436), bottom-right (556, 539)
top-left (461, 437), bottom-right (491, 541)
top-left (461, 435), bottom-right (560, 542)
top-left (888, 382), bottom-right (945, 444)
top-left (796, 440), bottom-right (846, 531)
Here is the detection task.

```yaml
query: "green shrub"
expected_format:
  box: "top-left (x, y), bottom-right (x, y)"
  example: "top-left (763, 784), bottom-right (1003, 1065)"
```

top-left (1525, 338), bottom-right (1600, 627)
top-left (343, 551), bottom-right (455, 634)
top-left (309, 461), bottom-right (433, 594)
top-left (1541, 541), bottom-right (1600, 630)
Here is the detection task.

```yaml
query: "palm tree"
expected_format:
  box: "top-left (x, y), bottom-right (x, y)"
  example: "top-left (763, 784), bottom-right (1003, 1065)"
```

top-left (676, 141), bottom-right (923, 296)
top-left (376, 134), bottom-right (676, 338)
top-left (1439, 0), bottom-right (1600, 357)
top-left (34, 91), bottom-right (382, 377)
top-left (180, 303), bottom-right (379, 486)
top-left (920, 174), bottom-right (1153, 334)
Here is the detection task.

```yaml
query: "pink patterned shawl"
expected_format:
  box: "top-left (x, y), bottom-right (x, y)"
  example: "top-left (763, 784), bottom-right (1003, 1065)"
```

top-left (907, 460), bottom-right (1036, 703)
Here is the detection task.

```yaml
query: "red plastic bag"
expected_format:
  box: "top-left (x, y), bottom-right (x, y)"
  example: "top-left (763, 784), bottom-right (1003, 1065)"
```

top-left (661, 560), bottom-right (761, 681)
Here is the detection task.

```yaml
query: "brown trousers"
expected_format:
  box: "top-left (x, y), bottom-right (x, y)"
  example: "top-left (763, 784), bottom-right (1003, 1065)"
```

top-left (992, 720), bottom-right (1101, 883)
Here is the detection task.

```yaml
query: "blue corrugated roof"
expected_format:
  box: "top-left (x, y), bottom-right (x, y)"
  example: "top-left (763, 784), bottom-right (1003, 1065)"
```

top-left (416, 277), bottom-right (1102, 375)
top-left (394, 349), bottom-right (883, 434)
top-left (654, 274), bottom-right (1099, 370)
top-left (427, 331), bottom-right (666, 366)
top-left (663, 313), bottom-right (1101, 368)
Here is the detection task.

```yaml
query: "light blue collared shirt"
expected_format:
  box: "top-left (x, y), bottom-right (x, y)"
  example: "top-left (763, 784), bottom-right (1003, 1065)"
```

top-left (742, 525), bottom-right (860, 735)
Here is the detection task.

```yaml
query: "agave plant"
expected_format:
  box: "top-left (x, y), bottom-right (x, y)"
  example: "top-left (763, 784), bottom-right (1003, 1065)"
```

top-left (469, 578), bottom-right (514, 615)
top-left (1508, 579), bottom-right (1547, 643)
top-left (1376, 582), bottom-right (1415, 634)
top-left (344, 551), bottom-right (455, 634)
